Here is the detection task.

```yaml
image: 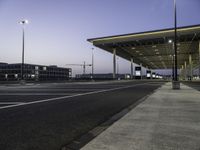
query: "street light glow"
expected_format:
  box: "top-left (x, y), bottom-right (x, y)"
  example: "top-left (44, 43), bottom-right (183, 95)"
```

top-left (19, 19), bottom-right (29, 25)
top-left (168, 39), bottom-right (173, 43)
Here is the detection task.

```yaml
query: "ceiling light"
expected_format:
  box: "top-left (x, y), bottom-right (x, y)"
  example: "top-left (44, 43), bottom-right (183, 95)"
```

top-left (168, 39), bottom-right (173, 43)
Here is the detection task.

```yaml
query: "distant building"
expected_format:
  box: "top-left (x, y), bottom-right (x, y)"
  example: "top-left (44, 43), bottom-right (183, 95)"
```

top-left (0, 63), bottom-right (72, 81)
top-left (75, 73), bottom-right (130, 80)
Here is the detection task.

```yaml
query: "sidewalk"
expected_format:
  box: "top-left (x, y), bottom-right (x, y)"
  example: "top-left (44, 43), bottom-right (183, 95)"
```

top-left (81, 82), bottom-right (200, 150)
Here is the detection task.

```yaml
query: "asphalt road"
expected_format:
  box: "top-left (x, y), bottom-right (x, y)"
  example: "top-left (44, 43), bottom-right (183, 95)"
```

top-left (181, 81), bottom-right (200, 91)
top-left (0, 80), bottom-right (165, 150)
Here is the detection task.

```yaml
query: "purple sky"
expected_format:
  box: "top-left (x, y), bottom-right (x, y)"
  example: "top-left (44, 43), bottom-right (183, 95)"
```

top-left (0, 0), bottom-right (200, 76)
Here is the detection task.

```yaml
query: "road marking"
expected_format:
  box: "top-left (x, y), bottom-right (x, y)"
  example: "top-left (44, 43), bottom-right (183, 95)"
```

top-left (0, 102), bottom-right (25, 105)
top-left (0, 88), bottom-right (104, 91)
top-left (0, 93), bottom-right (74, 96)
top-left (0, 82), bottom-right (161, 110)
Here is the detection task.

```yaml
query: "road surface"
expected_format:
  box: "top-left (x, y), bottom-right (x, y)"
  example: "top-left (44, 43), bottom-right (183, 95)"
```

top-left (0, 80), bottom-right (165, 150)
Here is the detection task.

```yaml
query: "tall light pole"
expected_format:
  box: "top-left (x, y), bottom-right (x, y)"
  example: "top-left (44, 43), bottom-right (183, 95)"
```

top-left (174, 0), bottom-right (178, 81)
top-left (173, 0), bottom-right (180, 89)
top-left (19, 19), bottom-right (28, 81)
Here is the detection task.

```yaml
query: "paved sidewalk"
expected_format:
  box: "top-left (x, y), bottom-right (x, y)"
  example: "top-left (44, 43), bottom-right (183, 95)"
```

top-left (81, 82), bottom-right (200, 150)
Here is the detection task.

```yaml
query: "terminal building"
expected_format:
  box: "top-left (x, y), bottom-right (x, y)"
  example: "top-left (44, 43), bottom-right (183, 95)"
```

top-left (0, 63), bottom-right (72, 81)
top-left (75, 73), bottom-right (165, 80)
top-left (88, 24), bottom-right (200, 80)
top-left (75, 73), bottom-right (130, 80)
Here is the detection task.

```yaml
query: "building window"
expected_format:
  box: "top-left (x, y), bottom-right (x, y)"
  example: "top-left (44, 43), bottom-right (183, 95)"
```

top-left (43, 66), bottom-right (47, 71)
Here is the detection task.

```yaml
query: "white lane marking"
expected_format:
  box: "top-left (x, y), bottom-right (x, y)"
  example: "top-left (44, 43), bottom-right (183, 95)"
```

top-left (0, 89), bottom-right (100, 91)
top-left (0, 102), bottom-right (25, 105)
top-left (0, 82), bottom-right (159, 110)
top-left (0, 93), bottom-right (74, 96)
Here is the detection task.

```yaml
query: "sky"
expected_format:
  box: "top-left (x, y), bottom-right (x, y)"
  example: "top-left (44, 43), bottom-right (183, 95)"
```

top-left (0, 0), bottom-right (200, 76)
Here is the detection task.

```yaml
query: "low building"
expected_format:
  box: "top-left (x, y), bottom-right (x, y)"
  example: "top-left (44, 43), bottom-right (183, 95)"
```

top-left (75, 73), bottom-right (130, 80)
top-left (0, 63), bottom-right (72, 81)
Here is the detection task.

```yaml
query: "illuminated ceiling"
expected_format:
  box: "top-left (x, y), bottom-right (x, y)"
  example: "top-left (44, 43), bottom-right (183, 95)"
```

top-left (88, 25), bottom-right (200, 69)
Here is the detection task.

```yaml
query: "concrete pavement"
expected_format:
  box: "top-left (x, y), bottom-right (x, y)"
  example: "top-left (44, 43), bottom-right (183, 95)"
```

top-left (82, 82), bottom-right (200, 150)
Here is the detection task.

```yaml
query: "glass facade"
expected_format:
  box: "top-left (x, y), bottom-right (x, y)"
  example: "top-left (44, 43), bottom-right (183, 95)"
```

top-left (0, 63), bottom-right (72, 81)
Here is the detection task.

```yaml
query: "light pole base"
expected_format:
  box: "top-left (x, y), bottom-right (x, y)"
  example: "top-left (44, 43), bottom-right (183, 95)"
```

top-left (172, 81), bottom-right (180, 89)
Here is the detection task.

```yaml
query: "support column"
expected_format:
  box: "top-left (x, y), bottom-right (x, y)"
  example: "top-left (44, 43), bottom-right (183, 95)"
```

top-left (199, 41), bottom-right (200, 78)
top-left (184, 61), bottom-right (187, 80)
top-left (140, 63), bottom-right (142, 80)
top-left (131, 58), bottom-right (133, 79)
top-left (181, 65), bottom-right (184, 80)
top-left (189, 54), bottom-right (193, 80)
top-left (113, 48), bottom-right (116, 79)
top-left (172, 53), bottom-right (174, 80)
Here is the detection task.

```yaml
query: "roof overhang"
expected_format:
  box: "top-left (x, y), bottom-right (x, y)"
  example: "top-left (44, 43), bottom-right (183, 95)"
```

top-left (88, 24), bottom-right (200, 69)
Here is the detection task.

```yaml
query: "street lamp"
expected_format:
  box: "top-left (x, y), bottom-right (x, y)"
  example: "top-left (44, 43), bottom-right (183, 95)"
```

top-left (168, 39), bottom-right (173, 44)
top-left (172, 0), bottom-right (180, 89)
top-left (19, 19), bottom-right (28, 82)
top-left (174, 0), bottom-right (178, 81)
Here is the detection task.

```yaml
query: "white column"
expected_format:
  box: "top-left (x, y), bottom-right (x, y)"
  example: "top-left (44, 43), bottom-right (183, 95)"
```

top-left (131, 58), bottom-right (133, 79)
top-left (181, 65), bottom-right (184, 80)
top-left (184, 61), bottom-right (187, 80)
top-left (140, 63), bottom-right (142, 79)
top-left (189, 54), bottom-right (193, 80)
top-left (199, 41), bottom-right (200, 78)
top-left (113, 48), bottom-right (116, 79)
top-left (92, 48), bottom-right (94, 77)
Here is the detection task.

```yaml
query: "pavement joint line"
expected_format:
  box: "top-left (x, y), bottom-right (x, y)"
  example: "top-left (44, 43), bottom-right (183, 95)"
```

top-left (0, 82), bottom-right (160, 110)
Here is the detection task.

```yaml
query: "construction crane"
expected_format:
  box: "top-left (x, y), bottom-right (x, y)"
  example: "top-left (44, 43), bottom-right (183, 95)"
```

top-left (66, 61), bottom-right (92, 74)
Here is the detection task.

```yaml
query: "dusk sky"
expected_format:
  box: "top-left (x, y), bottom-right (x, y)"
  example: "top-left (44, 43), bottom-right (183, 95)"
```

top-left (0, 0), bottom-right (200, 76)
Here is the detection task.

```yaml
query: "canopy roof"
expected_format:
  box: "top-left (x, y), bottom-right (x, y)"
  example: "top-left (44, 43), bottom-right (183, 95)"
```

top-left (88, 24), bottom-right (200, 69)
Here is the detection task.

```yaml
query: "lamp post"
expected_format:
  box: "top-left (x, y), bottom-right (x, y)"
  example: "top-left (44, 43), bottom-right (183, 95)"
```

top-left (172, 0), bottom-right (180, 89)
top-left (19, 19), bottom-right (28, 82)
top-left (174, 0), bottom-right (178, 81)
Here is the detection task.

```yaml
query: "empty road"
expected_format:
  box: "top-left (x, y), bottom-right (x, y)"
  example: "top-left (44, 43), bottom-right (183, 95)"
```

top-left (0, 80), bottom-right (165, 150)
